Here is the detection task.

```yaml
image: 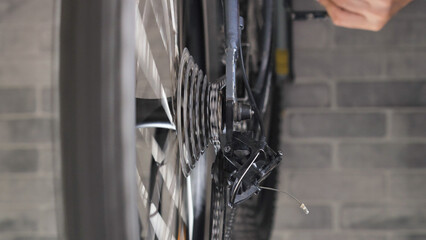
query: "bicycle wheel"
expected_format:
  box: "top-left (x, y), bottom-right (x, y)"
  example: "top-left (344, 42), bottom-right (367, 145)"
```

top-left (59, 0), bottom-right (280, 239)
top-left (59, 0), bottom-right (224, 239)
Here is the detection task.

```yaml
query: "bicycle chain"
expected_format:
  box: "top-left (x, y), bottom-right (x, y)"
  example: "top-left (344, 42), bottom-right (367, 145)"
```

top-left (211, 185), bottom-right (225, 240)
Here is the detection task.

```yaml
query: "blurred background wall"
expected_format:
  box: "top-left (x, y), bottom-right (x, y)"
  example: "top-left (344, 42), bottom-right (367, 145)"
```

top-left (272, 0), bottom-right (426, 239)
top-left (0, 0), bottom-right (57, 240)
top-left (0, 0), bottom-right (425, 240)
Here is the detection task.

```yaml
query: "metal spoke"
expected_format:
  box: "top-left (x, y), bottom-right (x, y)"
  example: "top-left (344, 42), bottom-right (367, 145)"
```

top-left (137, 170), bottom-right (177, 240)
top-left (136, 129), bottom-right (187, 224)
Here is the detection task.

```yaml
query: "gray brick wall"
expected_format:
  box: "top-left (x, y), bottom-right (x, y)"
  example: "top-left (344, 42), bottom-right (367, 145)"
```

top-left (0, 0), bottom-right (56, 239)
top-left (273, 1), bottom-right (426, 240)
top-left (2, 0), bottom-right (426, 239)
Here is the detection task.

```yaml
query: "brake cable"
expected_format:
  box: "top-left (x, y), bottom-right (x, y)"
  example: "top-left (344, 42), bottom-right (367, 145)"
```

top-left (238, 20), bottom-right (266, 140)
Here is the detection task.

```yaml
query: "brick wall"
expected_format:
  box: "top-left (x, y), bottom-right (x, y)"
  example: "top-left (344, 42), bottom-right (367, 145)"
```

top-left (1, 0), bottom-right (426, 240)
top-left (0, 0), bottom-right (57, 239)
top-left (272, 1), bottom-right (426, 239)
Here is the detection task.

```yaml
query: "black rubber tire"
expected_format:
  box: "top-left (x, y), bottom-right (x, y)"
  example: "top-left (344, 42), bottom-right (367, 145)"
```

top-left (59, 0), bottom-right (139, 239)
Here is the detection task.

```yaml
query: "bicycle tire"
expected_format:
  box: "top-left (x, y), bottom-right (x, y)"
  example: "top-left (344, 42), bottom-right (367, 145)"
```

top-left (59, 0), bottom-right (138, 239)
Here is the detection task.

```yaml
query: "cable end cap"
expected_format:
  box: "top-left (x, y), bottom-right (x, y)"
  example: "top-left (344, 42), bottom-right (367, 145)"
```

top-left (300, 203), bottom-right (309, 215)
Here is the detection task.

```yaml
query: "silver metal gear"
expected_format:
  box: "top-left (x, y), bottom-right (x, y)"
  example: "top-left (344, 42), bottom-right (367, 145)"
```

top-left (176, 48), bottom-right (223, 177)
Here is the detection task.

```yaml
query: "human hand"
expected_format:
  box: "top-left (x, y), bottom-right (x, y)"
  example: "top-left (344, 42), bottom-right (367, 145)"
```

top-left (317, 0), bottom-right (413, 31)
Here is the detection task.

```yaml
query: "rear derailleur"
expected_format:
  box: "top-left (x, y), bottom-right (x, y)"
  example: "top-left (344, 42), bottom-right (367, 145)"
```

top-left (216, 0), bottom-right (283, 208)
top-left (218, 132), bottom-right (282, 207)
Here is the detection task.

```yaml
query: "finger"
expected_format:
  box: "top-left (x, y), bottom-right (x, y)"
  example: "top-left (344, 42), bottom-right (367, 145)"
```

top-left (329, 0), bottom-right (370, 14)
top-left (390, 0), bottom-right (413, 16)
top-left (318, 0), bottom-right (372, 30)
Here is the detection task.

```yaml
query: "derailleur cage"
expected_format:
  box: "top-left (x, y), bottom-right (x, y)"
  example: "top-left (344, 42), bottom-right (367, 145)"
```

top-left (221, 132), bottom-right (282, 207)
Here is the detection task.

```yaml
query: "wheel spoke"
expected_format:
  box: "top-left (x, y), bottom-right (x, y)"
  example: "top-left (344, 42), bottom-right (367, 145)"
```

top-left (134, 0), bottom-right (221, 239)
top-left (136, 1), bottom-right (173, 127)
top-left (137, 170), bottom-right (177, 240)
